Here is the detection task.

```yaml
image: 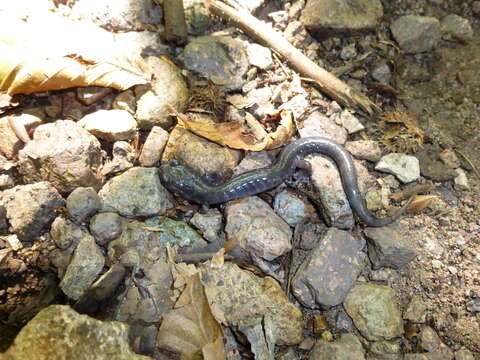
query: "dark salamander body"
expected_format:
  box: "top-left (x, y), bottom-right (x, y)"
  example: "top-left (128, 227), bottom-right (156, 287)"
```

top-left (160, 137), bottom-right (410, 227)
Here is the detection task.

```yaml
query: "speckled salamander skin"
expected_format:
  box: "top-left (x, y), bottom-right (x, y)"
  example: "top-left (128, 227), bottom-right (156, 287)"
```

top-left (160, 137), bottom-right (408, 227)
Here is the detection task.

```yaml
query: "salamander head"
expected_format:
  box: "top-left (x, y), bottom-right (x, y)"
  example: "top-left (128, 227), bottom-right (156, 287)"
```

top-left (160, 160), bottom-right (198, 198)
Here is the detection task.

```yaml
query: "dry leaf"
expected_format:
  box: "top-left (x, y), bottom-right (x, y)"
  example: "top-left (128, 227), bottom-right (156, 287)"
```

top-left (174, 109), bottom-right (294, 151)
top-left (157, 273), bottom-right (225, 360)
top-left (406, 195), bottom-right (438, 214)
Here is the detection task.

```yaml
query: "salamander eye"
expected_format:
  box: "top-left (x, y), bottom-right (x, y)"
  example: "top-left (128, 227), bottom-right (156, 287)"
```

top-left (171, 159), bottom-right (181, 167)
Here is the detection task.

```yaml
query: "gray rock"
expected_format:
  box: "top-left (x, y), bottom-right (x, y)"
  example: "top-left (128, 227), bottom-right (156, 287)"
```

top-left (225, 196), bottom-right (292, 261)
top-left (364, 224), bottom-right (417, 269)
top-left (50, 216), bottom-right (90, 250)
top-left (181, 36), bottom-right (249, 91)
top-left (454, 168), bottom-right (470, 191)
top-left (309, 333), bottom-right (365, 360)
top-left (372, 62), bottom-right (392, 84)
top-left (420, 326), bottom-right (443, 352)
top-left (300, 0), bottom-right (383, 35)
top-left (0, 198), bottom-right (7, 235)
top-left (345, 140), bottom-right (382, 162)
top-left (340, 43), bottom-right (357, 61)
top-left (466, 297), bottom-right (480, 313)
top-left (99, 167), bottom-right (173, 217)
top-left (292, 228), bottom-right (366, 308)
top-left (308, 155), bottom-right (354, 229)
top-left (343, 283), bottom-right (404, 341)
top-left (274, 190), bottom-right (311, 227)
top-left (66, 187), bottom-right (102, 223)
top-left (299, 111), bottom-right (347, 144)
top-left (368, 340), bottom-right (403, 360)
top-left (403, 295), bottom-right (428, 323)
top-left (415, 145), bottom-right (457, 181)
top-left (390, 16), bottom-right (441, 53)
top-left (60, 234), bottom-right (105, 300)
top-left (454, 348), bottom-right (475, 360)
top-left (78, 109), bottom-right (138, 142)
top-left (184, 0), bottom-right (211, 35)
top-left (138, 126), bottom-right (169, 167)
top-left (135, 56), bottom-right (189, 130)
top-left (2, 305), bottom-right (149, 359)
top-left (17, 120), bottom-right (103, 192)
top-left (332, 110), bottom-right (365, 134)
top-left (89, 212), bottom-right (124, 245)
top-left (100, 141), bottom-right (135, 177)
top-left (233, 150), bottom-right (273, 176)
top-left (336, 309), bottom-right (354, 331)
top-left (440, 14), bottom-right (473, 43)
top-left (405, 346), bottom-right (454, 359)
top-left (189, 208), bottom-right (224, 242)
top-left (246, 43), bottom-right (273, 70)
top-left (279, 94), bottom-right (309, 121)
top-left (246, 86), bottom-right (275, 119)
top-left (375, 153), bottom-right (420, 183)
top-left (3, 182), bottom-right (64, 241)
top-left (90, 263), bottom-right (126, 301)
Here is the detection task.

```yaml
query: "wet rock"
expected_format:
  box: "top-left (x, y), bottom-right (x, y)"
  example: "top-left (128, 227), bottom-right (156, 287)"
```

top-left (440, 14), bottom-right (473, 43)
top-left (3, 182), bottom-right (64, 241)
top-left (233, 150), bottom-right (273, 176)
top-left (454, 348), bottom-right (475, 360)
top-left (344, 283), bottom-right (403, 341)
top-left (364, 224), bottom-right (417, 269)
top-left (78, 109), bottom-right (138, 142)
top-left (332, 110), bottom-right (365, 134)
top-left (454, 169), bottom-right (470, 191)
top-left (0, 114), bottom-right (43, 159)
top-left (199, 261), bottom-right (303, 345)
top-left (100, 141), bottom-right (135, 177)
top-left (99, 167), bottom-right (173, 217)
top-left (375, 153), bottom-right (420, 183)
top-left (50, 216), bottom-right (90, 250)
top-left (299, 111), bottom-right (347, 144)
top-left (162, 124), bottom-right (241, 176)
top-left (112, 89), bottom-right (136, 114)
top-left (0, 173), bottom-right (15, 190)
top-left (189, 208), bottom-right (223, 242)
top-left (368, 340), bottom-right (403, 360)
top-left (415, 145), bottom-right (457, 181)
top-left (308, 156), bottom-right (354, 229)
top-left (372, 62), bottom-right (392, 84)
top-left (403, 295), bottom-right (428, 323)
top-left (300, 0), bottom-right (383, 35)
top-left (60, 234), bottom-right (105, 300)
top-left (90, 263), bottom-right (126, 301)
top-left (309, 333), bottom-right (365, 360)
top-left (89, 212), bottom-right (124, 245)
top-left (225, 196), bottom-right (292, 261)
top-left (2, 305), bottom-right (149, 360)
top-left (390, 16), bottom-right (441, 54)
top-left (246, 43), bottom-right (273, 70)
top-left (135, 56), bottom-right (189, 130)
top-left (274, 190), bottom-right (311, 227)
top-left (138, 126), bottom-right (169, 167)
top-left (181, 36), bottom-right (249, 91)
top-left (76, 86), bottom-right (111, 106)
top-left (17, 120), bottom-right (103, 192)
top-left (292, 228), bottom-right (366, 308)
top-left (66, 187), bottom-right (102, 224)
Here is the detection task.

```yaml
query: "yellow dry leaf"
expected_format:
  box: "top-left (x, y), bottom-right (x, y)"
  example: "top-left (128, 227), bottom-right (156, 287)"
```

top-left (406, 195), bottom-right (438, 214)
top-left (174, 109), bottom-right (294, 151)
top-left (157, 274), bottom-right (225, 360)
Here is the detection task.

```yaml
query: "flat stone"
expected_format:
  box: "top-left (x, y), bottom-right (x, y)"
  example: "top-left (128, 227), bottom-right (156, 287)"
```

top-left (89, 212), bottom-right (124, 245)
top-left (345, 140), bottom-right (382, 162)
top-left (391, 16), bottom-right (441, 53)
top-left (309, 333), bottom-right (365, 360)
top-left (274, 190), bottom-right (311, 227)
top-left (299, 111), bottom-right (347, 144)
top-left (78, 109), bottom-right (138, 142)
top-left (403, 295), bottom-right (428, 323)
top-left (375, 153), bottom-right (420, 183)
top-left (454, 168), bottom-right (470, 191)
top-left (440, 14), bottom-right (473, 43)
top-left (246, 43), bottom-right (273, 70)
top-left (66, 187), bottom-right (102, 224)
top-left (138, 126), bottom-right (169, 167)
top-left (50, 216), bottom-right (90, 250)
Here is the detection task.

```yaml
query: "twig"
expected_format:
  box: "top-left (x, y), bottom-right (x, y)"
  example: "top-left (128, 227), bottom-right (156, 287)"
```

top-left (390, 181), bottom-right (434, 202)
top-left (205, 0), bottom-right (380, 116)
top-left (164, 0), bottom-right (188, 45)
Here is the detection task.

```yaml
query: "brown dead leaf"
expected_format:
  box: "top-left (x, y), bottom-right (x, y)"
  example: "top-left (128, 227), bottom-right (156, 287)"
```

top-left (157, 273), bottom-right (225, 360)
top-left (405, 195), bottom-right (439, 214)
top-left (173, 108), bottom-right (294, 151)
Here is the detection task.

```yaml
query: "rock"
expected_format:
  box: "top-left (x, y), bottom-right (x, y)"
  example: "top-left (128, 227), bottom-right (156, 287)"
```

top-left (138, 126), bottom-right (169, 167)
top-left (184, 0), bottom-right (211, 35)
top-left (343, 283), bottom-right (403, 341)
top-left (454, 348), bottom-right (475, 360)
top-left (375, 153), bottom-right (420, 183)
top-left (2, 305), bottom-right (149, 359)
top-left (135, 56), bottom-right (189, 130)
top-left (0, 198), bottom-right (7, 235)
top-left (368, 340), bottom-right (403, 360)
top-left (372, 62), bottom-right (392, 84)
top-left (17, 120), bottom-right (103, 192)
top-left (415, 145), bottom-right (457, 181)
top-left (420, 326), bottom-right (443, 352)
top-left (300, 0), bottom-right (383, 35)
top-left (233, 150), bottom-right (273, 176)
top-left (308, 155), bottom-right (354, 229)
top-left (78, 109), bottom-right (138, 142)
top-left (466, 297), bottom-right (480, 313)
top-left (292, 228), bottom-right (366, 308)
top-left (3, 182), bottom-right (64, 241)
top-left (438, 149), bottom-right (460, 169)
top-left (181, 36), bottom-right (249, 91)
top-left (280, 94), bottom-right (309, 119)
top-left (189, 208), bottom-right (223, 242)
top-left (332, 110), bottom-right (365, 134)
top-left (66, 187), bottom-right (102, 224)
top-left (364, 224), bottom-right (417, 269)
top-left (309, 333), bottom-right (365, 360)
top-left (99, 167), bottom-right (173, 217)
top-left (0, 114), bottom-right (43, 159)
top-left (3, 234), bottom-right (22, 251)
top-left (100, 141), bottom-right (135, 177)
top-left (299, 111), bottom-right (347, 144)
top-left (298, 222), bottom-right (327, 250)
top-left (246, 87), bottom-right (275, 119)
top-left (76, 86), bottom-right (111, 106)
top-left (274, 190), bottom-right (311, 227)
top-left (390, 16), bottom-right (441, 53)
top-left (340, 43), bottom-right (357, 61)
top-left (269, 10), bottom-right (289, 29)
top-left (246, 43), bottom-right (273, 70)
top-left (50, 216), bottom-right (90, 250)
top-left (365, 190), bottom-right (383, 211)
top-left (225, 196), bottom-right (292, 261)
top-left (89, 263), bottom-right (126, 301)
top-left (162, 124), bottom-right (241, 176)
top-left (0, 173), bottom-right (15, 190)
top-left (403, 295), bottom-right (428, 323)
top-left (402, 326), bottom-right (455, 360)
top-left (60, 234), bottom-right (105, 300)
top-left (454, 169), bottom-right (470, 191)
top-left (112, 89), bottom-right (136, 114)
top-left (289, 0), bottom-right (305, 20)
top-left (89, 212), bottom-right (124, 245)
top-left (199, 261), bottom-right (303, 345)
top-left (440, 14), bottom-right (473, 43)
